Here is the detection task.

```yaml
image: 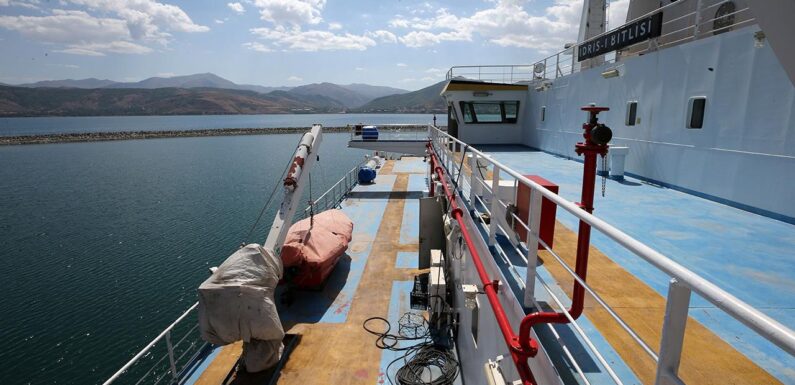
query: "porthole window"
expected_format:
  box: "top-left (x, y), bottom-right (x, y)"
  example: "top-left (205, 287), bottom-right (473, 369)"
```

top-left (687, 96), bottom-right (706, 129)
top-left (626, 101), bottom-right (638, 126)
top-left (541, 106), bottom-right (546, 122)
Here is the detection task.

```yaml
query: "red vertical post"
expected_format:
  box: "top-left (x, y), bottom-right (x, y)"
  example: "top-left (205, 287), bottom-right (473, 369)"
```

top-left (518, 106), bottom-right (611, 351)
top-left (571, 106), bottom-right (610, 318)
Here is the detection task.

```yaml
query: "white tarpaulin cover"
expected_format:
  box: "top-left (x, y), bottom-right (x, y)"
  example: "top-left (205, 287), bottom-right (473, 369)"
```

top-left (198, 243), bottom-right (284, 371)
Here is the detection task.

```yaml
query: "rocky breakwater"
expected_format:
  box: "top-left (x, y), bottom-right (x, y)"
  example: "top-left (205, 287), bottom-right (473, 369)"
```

top-left (0, 125), bottom-right (431, 145)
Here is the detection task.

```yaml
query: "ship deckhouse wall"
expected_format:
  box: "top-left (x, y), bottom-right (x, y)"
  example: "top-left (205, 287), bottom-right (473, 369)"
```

top-left (524, 26), bottom-right (795, 222)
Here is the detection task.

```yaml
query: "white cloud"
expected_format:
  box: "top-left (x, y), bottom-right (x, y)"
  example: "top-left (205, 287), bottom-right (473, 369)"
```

top-left (395, 0), bottom-right (583, 52)
top-left (46, 63), bottom-right (80, 69)
top-left (0, 1), bottom-right (207, 55)
top-left (57, 41), bottom-right (153, 56)
top-left (242, 41), bottom-right (272, 52)
top-left (355, 67), bottom-right (364, 71)
top-left (0, 10), bottom-right (129, 45)
top-left (286, 75), bottom-right (302, 81)
top-left (425, 67), bottom-right (445, 73)
top-left (215, 19), bottom-right (225, 24)
top-left (366, 30), bottom-right (397, 43)
top-left (250, 26), bottom-right (375, 51)
top-left (1, 0), bottom-right (40, 10)
top-left (227, 2), bottom-right (245, 14)
top-left (327, 22), bottom-right (342, 30)
top-left (253, 0), bottom-right (326, 26)
top-left (607, 0), bottom-right (629, 30)
top-left (156, 72), bottom-right (176, 77)
top-left (69, 0), bottom-right (209, 41)
top-left (396, 62), bottom-right (407, 67)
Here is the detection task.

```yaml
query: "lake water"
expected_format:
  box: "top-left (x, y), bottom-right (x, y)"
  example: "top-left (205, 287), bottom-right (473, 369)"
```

top-left (0, 115), bottom-right (415, 384)
top-left (0, 113), bottom-right (435, 136)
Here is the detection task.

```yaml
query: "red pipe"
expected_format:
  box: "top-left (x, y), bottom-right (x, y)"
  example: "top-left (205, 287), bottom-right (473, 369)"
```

top-left (517, 106), bottom-right (609, 353)
top-left (427, 145), bottom-right (537, 385)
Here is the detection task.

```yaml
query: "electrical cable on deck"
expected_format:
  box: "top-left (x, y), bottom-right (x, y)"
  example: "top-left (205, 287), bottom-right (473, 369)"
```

top-left (363, 311), bottom-right (460, 385)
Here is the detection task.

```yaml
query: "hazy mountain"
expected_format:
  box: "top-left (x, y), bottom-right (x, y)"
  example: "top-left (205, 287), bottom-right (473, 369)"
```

top-left (4, 72), bottom-right (440, 115)
top-left (287, 82), bottom-right (372, 108)
top-left (17, 73), bottom-right (291, 94)
top-left (339, 83), bottom-right (408, 100)
top-left (0, 85), bottom-right (345, 117)
top-left (107, 73), bottom-right (237, 89)
top-left (355, 80), bottom-right (447, 113)
top-left (18, 78), bottom-right (119, 89)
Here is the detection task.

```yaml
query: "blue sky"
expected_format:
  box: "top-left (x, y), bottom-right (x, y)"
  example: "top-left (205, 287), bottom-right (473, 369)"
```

top-left (0, 0), bottom-right (626, 90)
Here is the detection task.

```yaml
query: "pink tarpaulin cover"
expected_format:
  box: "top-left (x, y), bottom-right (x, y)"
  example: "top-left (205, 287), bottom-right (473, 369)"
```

top-left (280, 209), bottom-right (353, 288)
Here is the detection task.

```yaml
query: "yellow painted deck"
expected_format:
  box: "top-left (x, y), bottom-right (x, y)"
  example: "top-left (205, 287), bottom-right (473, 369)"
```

top-left (192, 156), bottom-right (780, 385)
top-left (539, 221), bottom-right (781, 384)
top-left (192, 159), bottom-right (426, 385)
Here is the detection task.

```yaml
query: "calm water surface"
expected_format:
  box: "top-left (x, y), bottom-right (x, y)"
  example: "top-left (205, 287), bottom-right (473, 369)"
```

top-left (0, 116), bottom-right (394, 384)
top-left (0, 113), bottom-right (434, 136)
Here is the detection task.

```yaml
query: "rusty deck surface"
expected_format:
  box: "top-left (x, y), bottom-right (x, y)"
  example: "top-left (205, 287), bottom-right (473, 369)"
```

top-left (192, 158), bottom-right (426, 385)
top-left (193, 154), bottom-right (780, 385)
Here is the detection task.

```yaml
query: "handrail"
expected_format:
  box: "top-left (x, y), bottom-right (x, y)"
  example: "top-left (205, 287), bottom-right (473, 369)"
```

top-left (103, 302), bottom-right (200, 385)
top-left (430, 126), bottom-right (795, 355)
top-left (447, 0), bottom-right (756, 83)
top-left (299, 161), bottom-right (363, 219)
top-left (427, 147), bottom-right (538, 385)
top-left (428, 126), bottom-right (795, 385)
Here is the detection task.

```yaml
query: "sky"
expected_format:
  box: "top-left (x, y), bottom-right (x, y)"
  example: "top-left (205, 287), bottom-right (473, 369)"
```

top-left (0, 0), bottom-right (628, 90)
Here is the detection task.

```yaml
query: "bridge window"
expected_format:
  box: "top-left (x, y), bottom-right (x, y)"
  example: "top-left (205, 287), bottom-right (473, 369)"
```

top-left (459, 101), bottom-right (520, 124)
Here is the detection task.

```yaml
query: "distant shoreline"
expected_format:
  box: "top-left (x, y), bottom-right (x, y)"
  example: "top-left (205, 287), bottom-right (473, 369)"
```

top-left (0, 126), bottom-right (430, 145)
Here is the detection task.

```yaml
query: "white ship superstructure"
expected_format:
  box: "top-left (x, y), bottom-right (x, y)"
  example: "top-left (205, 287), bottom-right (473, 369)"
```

top-left (101, 1), bottom-right (795, 385)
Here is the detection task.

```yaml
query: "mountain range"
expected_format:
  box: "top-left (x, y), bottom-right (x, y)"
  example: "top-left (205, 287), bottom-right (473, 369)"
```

top-left (1, 73), bottom-right (446, 116)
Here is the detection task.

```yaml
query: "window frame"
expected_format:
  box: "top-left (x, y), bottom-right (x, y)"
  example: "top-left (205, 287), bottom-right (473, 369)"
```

top-left (626, 101), bottom-right (638, 126)
top-left (458, 101), bottom-right (520, 124)
top-left (687, 96), bottom-right (706, 129)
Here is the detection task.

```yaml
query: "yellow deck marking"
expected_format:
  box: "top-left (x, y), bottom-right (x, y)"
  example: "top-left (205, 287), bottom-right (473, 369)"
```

top-left (541, 221), bottom-right (781, 384)
top-left (192, 160), bottom-right (424, 384)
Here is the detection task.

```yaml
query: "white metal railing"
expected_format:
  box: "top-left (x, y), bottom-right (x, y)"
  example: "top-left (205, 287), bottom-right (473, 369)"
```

top-left (299, 162), bottom-right (362, 219)
top-left (446, 0), bottom-right (756, 83)
top-left (103, 302), bottom-right (205, 385)
top-left (347, 123), bottom-right (430, 143)
top-left (429, 126), bottom-right (795, 385)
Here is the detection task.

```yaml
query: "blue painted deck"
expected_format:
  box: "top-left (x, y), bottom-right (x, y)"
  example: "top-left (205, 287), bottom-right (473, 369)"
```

top-left (400, 199), bottom-right (419, 245)
top-left (407, 174), bottom-right (428, 194)
top-left (395, 251), bottom-right (418, 269)
top-left (399, 175), bottom-right (427, 245)
top-left (392, 156), bottom-right (428, 174)
top-left (278, 174), bottom-right (395, 324)
top-left (480, 145), bottom-right (795, 382)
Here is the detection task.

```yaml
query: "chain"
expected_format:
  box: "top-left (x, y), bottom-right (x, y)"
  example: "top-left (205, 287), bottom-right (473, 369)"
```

top-left (601, 155), bottom-right (607, 197)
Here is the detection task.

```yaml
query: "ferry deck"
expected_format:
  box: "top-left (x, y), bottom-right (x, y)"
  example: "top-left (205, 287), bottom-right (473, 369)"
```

top-left (163, 142), bottom-right (793, 385)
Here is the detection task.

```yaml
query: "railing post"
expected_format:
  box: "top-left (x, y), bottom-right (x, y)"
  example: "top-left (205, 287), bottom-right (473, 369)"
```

top-left (555, 54), bottom-right (561, 78)
top-left (469, 153), bottom-right (480, 202)
top-left (655, 278), bottom-right (691, 385)
top-left (571, 48), bottom-right (576, 74)
top-left (488, 167), bottom-right (501, 246)
top-left (524, 187), bottom-right (543, 306)
top-left (165, 330), bottom-right (178, 383)
top-left (693, 0), bottom-right (704, 38)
